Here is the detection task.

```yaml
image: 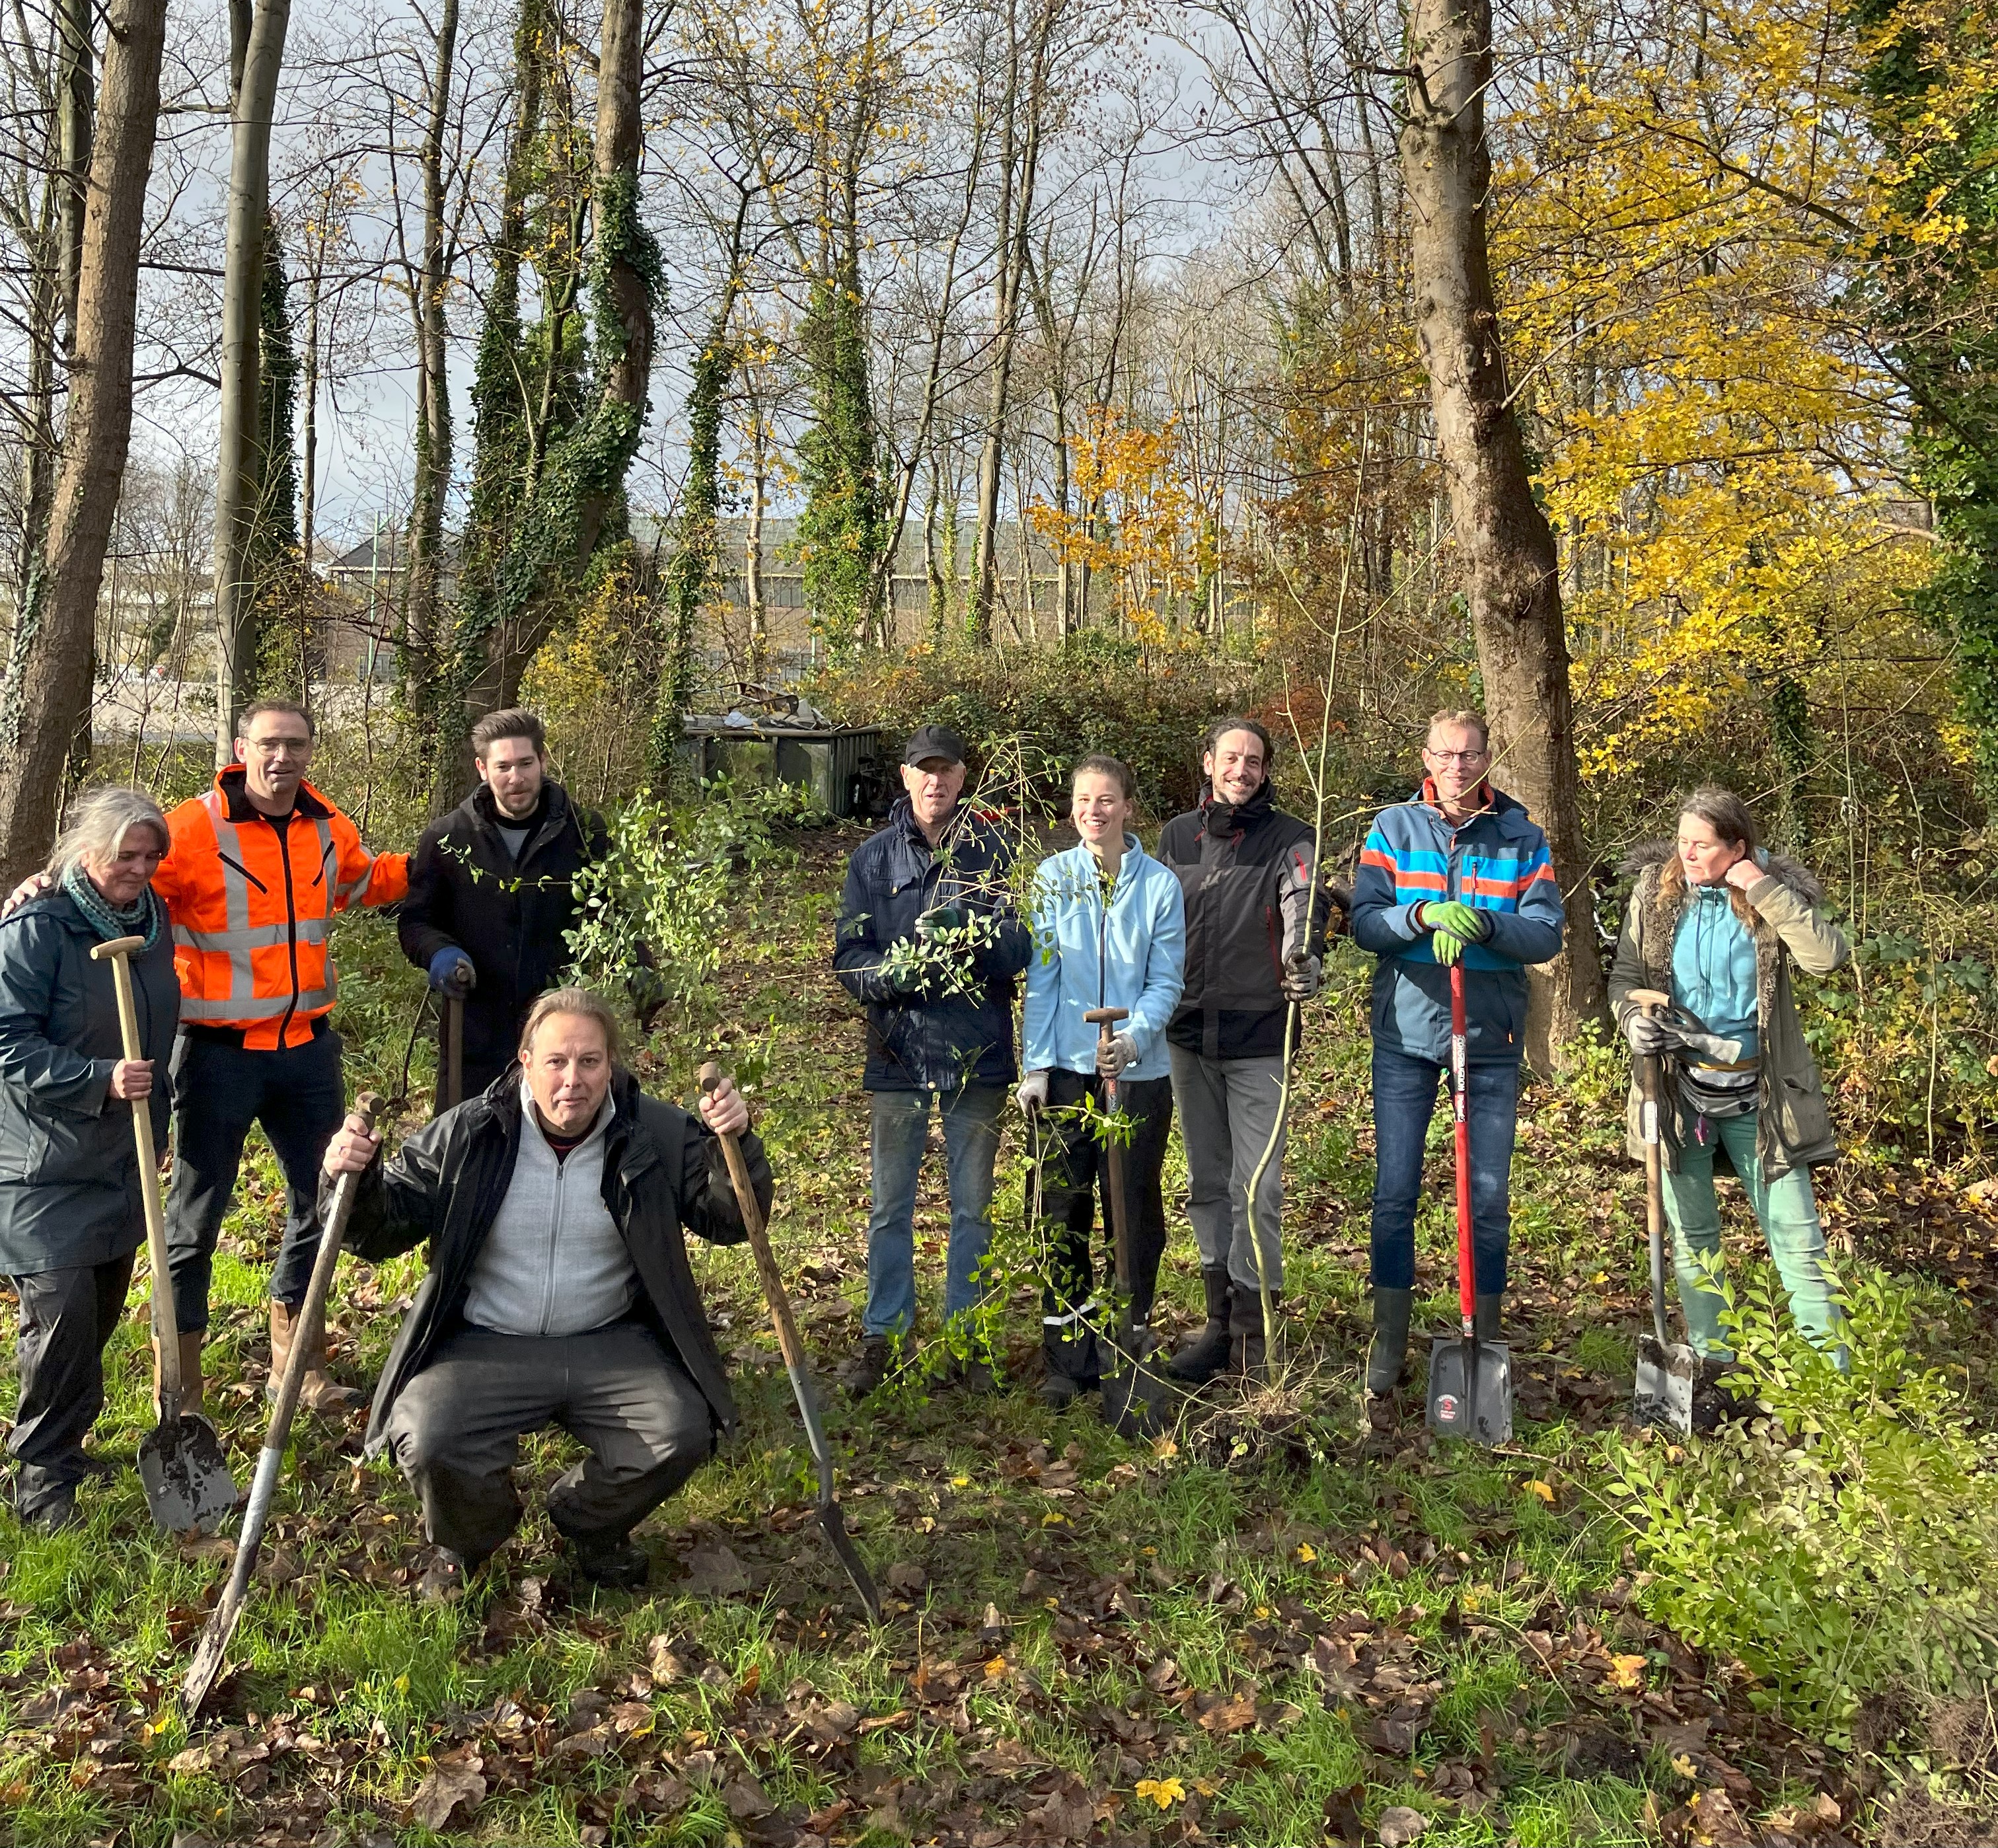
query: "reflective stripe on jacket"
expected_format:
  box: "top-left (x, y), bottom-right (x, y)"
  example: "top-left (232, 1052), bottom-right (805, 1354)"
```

top-left (153, 767), bottom-right (408, 1049)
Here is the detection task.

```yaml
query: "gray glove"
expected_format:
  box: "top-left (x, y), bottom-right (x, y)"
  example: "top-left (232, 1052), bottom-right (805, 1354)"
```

top-left (1096, 1032), bottom-right (1138, 1078)
top-left (1016, 1069), bottom-right (1051, 1115)
top-left (1282, 953), bottom-right (1322, 1001)
top-left (1623, 1010), bottom-right (1668, 1056)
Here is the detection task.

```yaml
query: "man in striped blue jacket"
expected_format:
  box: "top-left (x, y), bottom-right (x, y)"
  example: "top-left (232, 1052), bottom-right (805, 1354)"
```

top-left (1350, 708), bottom-right (1566, 1433)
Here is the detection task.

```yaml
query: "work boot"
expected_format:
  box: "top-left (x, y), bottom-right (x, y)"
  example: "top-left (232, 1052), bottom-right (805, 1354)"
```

top-left (566, 1531), bottom-right (650, 1590)
top-left (1167, 1267), bottom-right (1234, 1385)
top-left (1474, 1294), bottom-right (1504, 1345)
top-left (269, 1302), bottom-right (357, 1413)
top-left (20, 1489), bottom-right (80, 1535)
top-left (953, 1356), bottom-right (1000, 1396)
top-left (1366, 1288), bottom-right (1415, 1395)
top-left (1040, 1370), bottom-right (1086, 1411)
top-left (418, 1549), bottom-right (470, 1605)
top-left (849, 1335), bottom-right (897, 1398)
top-left (152, 1330), bottom-right (207, 1417)
top-left (1230, 1284), bottom-right (1275, 1385)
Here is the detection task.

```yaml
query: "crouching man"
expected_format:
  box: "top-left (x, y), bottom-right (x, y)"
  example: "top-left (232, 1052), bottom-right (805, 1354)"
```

top-left (320, 986), bottom-right (770, 1600)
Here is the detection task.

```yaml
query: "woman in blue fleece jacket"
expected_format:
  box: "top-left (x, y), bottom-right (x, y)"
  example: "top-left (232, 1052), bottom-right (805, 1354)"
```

top-left (1019, 756), bottom-right (1187, 1407)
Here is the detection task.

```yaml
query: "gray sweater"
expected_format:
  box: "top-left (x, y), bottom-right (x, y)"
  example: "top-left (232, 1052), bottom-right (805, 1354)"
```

top-left (462, 1088), bottom-right (636, 1335)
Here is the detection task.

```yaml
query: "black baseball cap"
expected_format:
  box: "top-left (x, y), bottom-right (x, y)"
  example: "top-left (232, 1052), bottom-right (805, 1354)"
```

top-left (903, 724), bottom-right (967, 768)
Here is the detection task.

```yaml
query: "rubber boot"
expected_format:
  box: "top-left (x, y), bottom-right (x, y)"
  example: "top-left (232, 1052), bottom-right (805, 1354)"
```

top-left (1230, 1283), bottom-right (1274, 1384)
top-left (1474, 1294), bottom-right (1504, 1345)
top-left (1362, 1288), bottom-right (1414, 1438)
top-left (153, 1330), bottom-right (207, 1417)
top-left (1167, 1267), bottom-right (1234, 1384)
top-left (269, 1301), bottom-right (357, 1412)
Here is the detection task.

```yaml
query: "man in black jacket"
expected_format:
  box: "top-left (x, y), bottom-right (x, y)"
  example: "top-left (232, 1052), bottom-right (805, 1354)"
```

top-left (322, 987), bottom-right (770, 1598)
top-left (1158, 718), bottom-right (1334, 1383)
top-left (832, 724), bottom-right (1031, 1396)
top-left (399, 709), bottom-right (609, 1101)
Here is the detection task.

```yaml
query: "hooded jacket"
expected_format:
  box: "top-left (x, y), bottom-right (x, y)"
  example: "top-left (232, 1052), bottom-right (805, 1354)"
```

top-left (1351, 782), bottom-right (1566, 1066)
top-left (398, 780), bottom-right (607, 1086)
top-left (1609, 844), bottom-right (1848, 1177)
top-left (1156, 784), bottom-right (1329, 1062)
top-left (1023, 837), bottom-right (1186, 1082)
top-left (344, 1066), bottom-right (770, 1452)
top-left (832, 797), bottom-right (1032, 1091)
top-left (0, 889), bottom-right (177, 1273)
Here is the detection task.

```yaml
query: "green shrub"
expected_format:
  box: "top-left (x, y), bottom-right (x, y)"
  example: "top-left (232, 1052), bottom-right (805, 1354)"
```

top-left (1598, 1263), bottom-right (1998, 1736)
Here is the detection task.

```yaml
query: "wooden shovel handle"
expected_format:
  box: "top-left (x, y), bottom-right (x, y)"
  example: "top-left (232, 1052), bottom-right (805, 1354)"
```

top-left (696, 1062), bottom-right (805, 1376)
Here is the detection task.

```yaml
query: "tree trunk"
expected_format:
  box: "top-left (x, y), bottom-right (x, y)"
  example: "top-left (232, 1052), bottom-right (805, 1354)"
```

top-left (54, 0), bottom-right (93, 352)
top-left (1399, 0), bottom-right (1604, 1066)
top-left (211, 0), bottom-right (291, 762)
top-left (0, 0), bottom-right (168, 883)
top-left (406, 0), bottom-right (460, 682)
top-left (747, 411), bottom-right (767, 674)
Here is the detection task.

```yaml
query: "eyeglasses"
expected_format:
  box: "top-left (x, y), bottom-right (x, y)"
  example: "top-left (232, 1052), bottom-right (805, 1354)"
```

top-left (1424, 749), bottom-right (1489, 763)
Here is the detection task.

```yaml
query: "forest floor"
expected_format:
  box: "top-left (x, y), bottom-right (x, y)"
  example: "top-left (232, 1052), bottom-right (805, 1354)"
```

top-left (3, 823), bottom-right (1997, 1846)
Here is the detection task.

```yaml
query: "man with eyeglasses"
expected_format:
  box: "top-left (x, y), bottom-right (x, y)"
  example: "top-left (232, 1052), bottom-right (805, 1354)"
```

top-left (1350, 708), bottom-right (1565, 1435)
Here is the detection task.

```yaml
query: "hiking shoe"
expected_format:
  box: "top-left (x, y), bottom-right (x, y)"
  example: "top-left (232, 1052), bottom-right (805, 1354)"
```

top-left (20, 1491), bottom-right (79, 1535)
top-left (849, 1336), bottom-right (897, 1398)
top-left (1040, 1372), bottom-right (1088, 1411)
top-left (568, 1534), bottom-right (650, 1591)
top-left (418, 1549), bottom-right (470, 1605)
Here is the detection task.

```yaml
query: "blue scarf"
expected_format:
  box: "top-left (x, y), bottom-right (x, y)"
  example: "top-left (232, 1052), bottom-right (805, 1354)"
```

top-left (62, 862), bottom-right (163, 949)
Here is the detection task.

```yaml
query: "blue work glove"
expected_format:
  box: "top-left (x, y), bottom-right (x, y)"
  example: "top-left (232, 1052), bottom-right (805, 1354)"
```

top-left (428, 947), bottom-right (476, 995)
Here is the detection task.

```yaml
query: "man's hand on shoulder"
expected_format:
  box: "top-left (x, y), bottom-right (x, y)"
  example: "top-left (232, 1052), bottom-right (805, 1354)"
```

top-left (4, 870), bottom-right (52, 917)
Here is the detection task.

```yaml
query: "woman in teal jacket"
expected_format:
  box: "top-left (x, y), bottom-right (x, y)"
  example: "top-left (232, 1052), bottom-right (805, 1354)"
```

top-left (1019, 756), bottom-right (1187, 1407)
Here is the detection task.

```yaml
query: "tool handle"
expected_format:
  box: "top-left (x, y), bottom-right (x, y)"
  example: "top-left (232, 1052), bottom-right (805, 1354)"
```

top-left (442, 992), bottom-right (463, 1109)
top-left (1635, 993), bottom-right (1672, 1345)
top-left (695, 1062), bottom-right (805, 1374)
top-left (94, 937), bottom-right (177, 1415)
top-left (1450, 961), bottom-right (1474, 1327)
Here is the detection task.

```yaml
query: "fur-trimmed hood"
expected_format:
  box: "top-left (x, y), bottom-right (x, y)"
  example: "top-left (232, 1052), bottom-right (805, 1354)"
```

top-left (1619, 839), bottom-right (1827, 910)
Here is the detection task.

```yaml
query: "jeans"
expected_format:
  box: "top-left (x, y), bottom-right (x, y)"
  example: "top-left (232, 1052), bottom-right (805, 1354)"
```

top-left (1032, 1070), bottom-right (1174, 1382)
top-left (1662, 1108), bottom-right (1845, 1364)
top-left (1369, 1046), bottom-right (1519, 1295)
top-left (165, 1023), bottom-right (348, 1333)
top-left (1167, 1047), bottom-right (1287, 1294)
top-left (863, 1086), bottom-right (1004, 1339)
top-left (7, 1253), bottom-right (136, 1519)
top-left (385, 1322), bottom-right (713, 1564)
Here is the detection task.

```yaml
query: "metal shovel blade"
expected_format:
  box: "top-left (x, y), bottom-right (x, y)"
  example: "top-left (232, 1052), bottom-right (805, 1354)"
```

top-left (1634, 1335), bottom-right (1696, 1435)
top-left (1426, 1331), bottom-right (1512, 1446)
top-left (1099, 1323), bottom-right (1173, 1440)
top-left (137, 1413), bottom-right (239, 1535)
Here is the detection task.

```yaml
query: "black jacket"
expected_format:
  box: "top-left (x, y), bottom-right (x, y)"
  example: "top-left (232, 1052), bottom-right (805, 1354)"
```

top-left (346, 1067), bottom-right (771, 1452)
top-left (832, 798), bottom-right (1032, 1091)
top-left (398, 782), bottom-right (607, 1090)
top-left (0, 891), bottom-right (177, 1272)
top-left (1157, 786), bottom-right (1331, 1060)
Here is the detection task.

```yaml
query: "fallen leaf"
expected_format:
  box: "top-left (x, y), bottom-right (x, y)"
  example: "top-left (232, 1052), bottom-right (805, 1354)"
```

top-left (1606, 1653), bottom-right (1648, 1693)
top-left (1323, 1782), bottom-right (1366, 1845)
top-left (803, 1699), bottom-right (860, 1744)
top-left (885, 1562), bottom-right (928, 1594)
top-left (1377, 1804), bottom-right (1428, 1848)
top-left (647, 1636), bottom-right (686, 1682)
top-left (1142, 1655), bottom-right (1182, 1694)
top-left (1689, 1787), bottom-right (1755, 1847)
top-left (1135, 1775), bottom-right (1186, 1810)
top-left (968, 1738), bottom-right (1041, 1774)
top-left (723, 1773), bottom-right (774, 1820)
top-left (1197, 1692), bottom-right (1259, 1736)
top-left (410, 1756), bottom-right (486, 1832)
top-left (682, 1545), bottom-right (749, 1595)
top-left (1525, 1480), bottom-right (1555, 1504)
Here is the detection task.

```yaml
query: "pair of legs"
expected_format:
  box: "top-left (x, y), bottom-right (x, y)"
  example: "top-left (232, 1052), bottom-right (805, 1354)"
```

top-left (1031, 1071), bottom-right (1173, 1386)
top-left (7, 1252), bottom-right (136, 1525)
top-left (385, 1323), bottom-right (713, 1567)
top-left (1368, 1047), bottom-right (1519, 1296)
top-left (1662, 1109), bottom-right (1845, 1366)
top-left (166, 1025), bottom-right (347, 1332)
top-left (1167, 1049), bottom-right (1286, 1296)
top-left (862, 1086), bottom-right (1004, 1342)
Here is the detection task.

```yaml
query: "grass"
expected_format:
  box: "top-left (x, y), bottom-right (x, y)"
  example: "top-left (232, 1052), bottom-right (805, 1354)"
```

top-left (2, 825), bottom-right (1995, 1844)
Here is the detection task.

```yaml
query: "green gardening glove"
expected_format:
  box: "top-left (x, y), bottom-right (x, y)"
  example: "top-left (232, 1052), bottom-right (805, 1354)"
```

top-left (1423, 899), bottom-right (1491, 964)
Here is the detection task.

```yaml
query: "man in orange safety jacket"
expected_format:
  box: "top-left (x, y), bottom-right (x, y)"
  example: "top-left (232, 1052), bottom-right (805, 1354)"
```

top-left (156, 699), bottom-right (407, 1410)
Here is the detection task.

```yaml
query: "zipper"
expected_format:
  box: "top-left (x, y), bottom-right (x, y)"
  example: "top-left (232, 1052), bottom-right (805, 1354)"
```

top-left (271, 815), bottom-right (301, 1043)
top-left (541, 1128), bottom-right (563, 1334)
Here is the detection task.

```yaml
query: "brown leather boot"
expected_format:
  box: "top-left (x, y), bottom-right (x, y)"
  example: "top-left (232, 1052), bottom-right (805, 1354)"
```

top-left (151, 1329), bottom-right (207, 1417)
top-left (269, 1301), bottom-right (357, 1411)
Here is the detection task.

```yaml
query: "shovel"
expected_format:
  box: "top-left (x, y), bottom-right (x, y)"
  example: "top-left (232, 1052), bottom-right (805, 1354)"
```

top-left (184, 1091), bottom-right (381, 1715)
top-left (1427, 962), bottom-right (1512, 1444)
top-left (1084, 1008), bottom-right (1170, 1440)
top-left (697, 1063), bottom-right (881, 1623)
top-left (440, 989), bottom-right (464, 1109)
top-left (91, 935), bottom-right (238, 1535)
top-left (1627, 988), bottom-right (1695, 1433)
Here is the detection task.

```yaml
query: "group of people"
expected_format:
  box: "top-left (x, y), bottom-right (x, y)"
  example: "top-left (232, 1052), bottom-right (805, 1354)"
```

top-left (0, 692), bottom-right (1851, 1592)
top-left (835, 708), bottom-right (1852, 1439)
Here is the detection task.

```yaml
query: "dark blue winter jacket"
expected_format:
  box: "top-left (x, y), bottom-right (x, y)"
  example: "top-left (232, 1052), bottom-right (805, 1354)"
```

top-left (833, 799), bottom-right (1031, 1091)
top-left (1351, 782), bottom-right (1566, 1065)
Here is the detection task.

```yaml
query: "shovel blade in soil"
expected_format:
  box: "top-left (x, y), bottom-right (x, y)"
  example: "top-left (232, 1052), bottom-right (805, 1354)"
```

top-left (1426, 1333), bottom-right (1512, 1445)
top-left (1633, 1335), bottom-right (1696, 1434)
top-left (1099, 1327), bottom-right (1173, 1440)
top-left (137, 1415), bottom-right (239, 1535)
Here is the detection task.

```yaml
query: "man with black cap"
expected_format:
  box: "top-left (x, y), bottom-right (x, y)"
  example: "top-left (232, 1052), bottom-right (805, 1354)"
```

top-left (833, 724), bottom-right (1031, 1396)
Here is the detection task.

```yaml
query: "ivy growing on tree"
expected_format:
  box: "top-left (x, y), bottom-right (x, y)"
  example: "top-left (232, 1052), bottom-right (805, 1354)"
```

top-left (795, 263), bottom-right (887, 650)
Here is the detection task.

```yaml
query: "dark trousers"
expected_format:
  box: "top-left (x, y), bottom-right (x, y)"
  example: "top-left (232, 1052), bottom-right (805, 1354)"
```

top-left (1369, 1046), bottom-right (1520, 1294)
top-left (384, 1323), bottom-right (714, 1565)
top-left (8, 1252), bottom-right (136, 1518)
top-left (1033, 1070), bottom-right (1173, 1384)
top-left (165, 1024), bottom-right (347, 1333)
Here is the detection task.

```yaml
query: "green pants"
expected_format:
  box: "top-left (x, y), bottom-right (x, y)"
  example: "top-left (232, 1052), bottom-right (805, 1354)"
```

top-left (1661, 1108), bottom-right (1846, 1366)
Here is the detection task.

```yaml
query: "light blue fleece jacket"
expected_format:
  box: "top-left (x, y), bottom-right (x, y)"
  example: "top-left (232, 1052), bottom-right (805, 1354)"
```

top-left (1023, 837), bottom-right (1187, 1082)
top-left (1672, 879), bottom-right (1761, 1057)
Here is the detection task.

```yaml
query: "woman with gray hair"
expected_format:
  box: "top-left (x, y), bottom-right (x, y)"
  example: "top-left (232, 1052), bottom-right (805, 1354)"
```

top-left (0, 786), bottom-right (176, 1531)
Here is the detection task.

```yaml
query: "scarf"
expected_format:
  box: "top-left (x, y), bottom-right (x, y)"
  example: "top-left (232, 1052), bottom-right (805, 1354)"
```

top-left (62, 861), bottom-right (163, 950)
top-left (1202, 780), bottom-right (1274, 838)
